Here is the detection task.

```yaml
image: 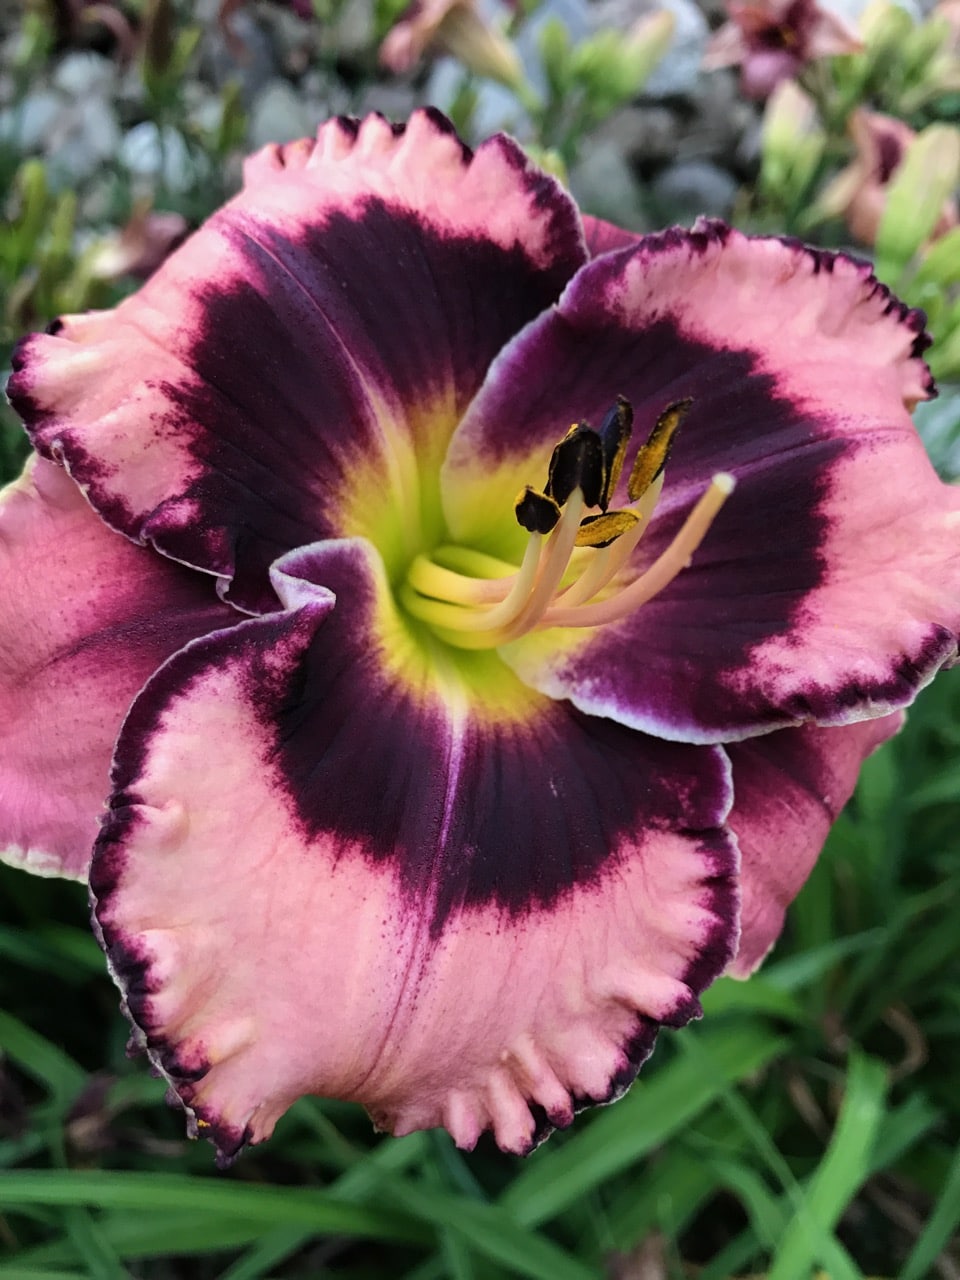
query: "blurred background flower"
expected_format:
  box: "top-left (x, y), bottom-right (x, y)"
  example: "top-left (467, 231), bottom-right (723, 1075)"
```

top-left (703, 0), bottom-right (862, 98)
top-left (815, 109), bottom-right (959, 247)
top-left (379, 0), bottom-right (525, 87)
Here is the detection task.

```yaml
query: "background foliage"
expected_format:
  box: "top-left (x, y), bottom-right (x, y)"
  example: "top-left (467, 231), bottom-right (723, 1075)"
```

top-left (1, 0), bottom-right (959, 1275)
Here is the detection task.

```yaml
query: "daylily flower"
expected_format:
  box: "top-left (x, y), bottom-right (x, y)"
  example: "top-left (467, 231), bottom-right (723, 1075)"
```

top-left (704, 0), bottom-right (863, 99)
top-left (3, 110), bottom-right (959, 1162)
top-left (815, 109), bottom-right (960, 248)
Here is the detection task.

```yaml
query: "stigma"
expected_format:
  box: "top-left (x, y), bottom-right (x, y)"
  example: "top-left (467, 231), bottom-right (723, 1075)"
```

top-left (402, 397), bottom-right (735, 650)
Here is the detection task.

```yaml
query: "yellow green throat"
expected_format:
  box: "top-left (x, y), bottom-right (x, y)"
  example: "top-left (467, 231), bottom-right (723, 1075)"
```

top-left (400, 398), bottom-right (735, 651)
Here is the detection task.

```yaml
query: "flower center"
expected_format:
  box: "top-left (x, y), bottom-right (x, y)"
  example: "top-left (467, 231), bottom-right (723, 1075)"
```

top-left (400, 397), bottom-right (734, 651)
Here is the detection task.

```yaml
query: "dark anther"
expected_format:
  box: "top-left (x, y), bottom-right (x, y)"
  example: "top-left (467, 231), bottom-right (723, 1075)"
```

top-left (517, 394), bottom-right (678, 540)
top-left (597, 396), bottom-right (634, 510)
top-left (546, 424), bottom-right (605, 508)
top-left (627, 398), bottom-right (692, 502)
top-left (515, 486), bottom-right (562, 534)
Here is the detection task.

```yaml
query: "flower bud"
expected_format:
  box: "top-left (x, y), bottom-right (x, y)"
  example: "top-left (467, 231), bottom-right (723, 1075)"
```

top-left (761, 81), bottom-right (826, 205)
top-left (875, 123), bottom-right (960, 266)
top-left (380, 0), bottom-right (524, 89)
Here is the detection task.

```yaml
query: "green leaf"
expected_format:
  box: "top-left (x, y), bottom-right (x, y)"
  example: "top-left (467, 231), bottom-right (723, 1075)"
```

top-left (700, 976), bottom-right (808, 1023)
top-left (0, 1172), bottom-right (428, 1247)
top-left (14, 1211), bottom-right (274, 1269)
top-left (60, 1208), bottom-right (129, 1280)
top-left (876, 125), bottom-right (960, 271)
top-left (500, 1022), bottom-right (785, 1227)
top-left (761, 929), bottom-right (885, 992)
top-left (385, 1181), bottom-right (594, 1280)
top-left (899, 1141), bottom-right (960, 1280)
top-left (766, 1052), bottom-right (888, 1280)
top-left (0, 1270), bottom-right (87, 1279)
top-left (0, 1011), bottom-right (86, 1105)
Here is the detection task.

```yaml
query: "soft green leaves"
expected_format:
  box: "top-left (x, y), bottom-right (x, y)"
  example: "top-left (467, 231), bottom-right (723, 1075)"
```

top-left (766, 1053), bottom-right (888, 1280)
top-left (875, 124), bottom-right (960, 274)
top-left (760, 82), bottom-right (827, 215)
top-left (501, 1022), bottom-right (786, 1227)
top-left (534, 10), bottom-right (674, 161)
top-left (567, 12), bottom-right (674, 113)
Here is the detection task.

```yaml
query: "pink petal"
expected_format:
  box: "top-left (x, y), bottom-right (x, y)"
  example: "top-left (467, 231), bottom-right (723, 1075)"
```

top-left (9, 111), bottom-right (586, 613)
top-left (581, 215), bottom-right (642, 258)
top-left (702, 20), bottom-right (749, 69)
top-left (92, 538), bottom-right (737, 1160)
top-left (379, 0), bottom-right (455, 71)
top-left (703, 0), bottom-right (862, 96)
top-left (0, 457), bottom-right (231, 880)
top-left (726, 712), bottom-right (904, 976)
top-left (441, 221), bottom-right (958, 742)
top-left (805, 3), bottom-right (864, 58)
top-left (740, 48), bottom-right (802, 98)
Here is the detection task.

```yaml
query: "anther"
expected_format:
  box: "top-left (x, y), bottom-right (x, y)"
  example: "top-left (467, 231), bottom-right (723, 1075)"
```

top-left (596, 396), bottom-right (633, 509)
top-left (515, 486), bottom-right (561, 535)
top-left (402, 395), bottom-right (729, 652)
top-left (575, 509), bottom-right (640, 549)
top-left (546, 424), bottom-right (605, 508)
top-left (627, 398), bottom-right (691, 501)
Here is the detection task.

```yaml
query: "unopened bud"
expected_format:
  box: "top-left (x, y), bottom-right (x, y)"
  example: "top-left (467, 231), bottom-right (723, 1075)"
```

top-left (380, 0), bottom-right (524, 89)
top-left (876, 123), bottom-right (960, 265)
top-left (761, 81), bottom-right (825, 202)
top-left (621, 10), bottom-right (675, 89)
top-left (436, 4), bottom-right (525, 88)
top-left (142, 0), bottom-right (175, 79)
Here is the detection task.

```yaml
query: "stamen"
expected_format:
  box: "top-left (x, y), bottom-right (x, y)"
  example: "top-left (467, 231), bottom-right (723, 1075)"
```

top-left (407, 546), bottom-right (522, 605)
top-left (542, 473), bottom-right (735, 629)
top-left (464, 532), bottom-right (544, 631)
top-left (547, 426), bottom-right (604, 507)
top-left (400, 397), bottom-right (729, 653)
top-left (435, 546), bottom-right (520, 579)
top-left (555, 473), bottom-right (664, 610)
top-left (627, 399), bottom-right (691, 502)
top-left (515, 485), bottom-right (561, 534)
top-left (499, 491), bottom-right (585, 640)
top-left (403, 493), bottom-right (588, 650)
top-left (596, 396), bottom-right (633, 509)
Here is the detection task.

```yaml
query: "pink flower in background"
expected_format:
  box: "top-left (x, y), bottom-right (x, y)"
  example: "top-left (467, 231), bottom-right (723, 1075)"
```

top-left (818, 109), bottom-right (960, 247)
top-left (3, 111), bottom-right (958, 1163)
top-left (704, 0), bottom-right (862, 98)
top-left (932, 0), bottom-right (960, 44)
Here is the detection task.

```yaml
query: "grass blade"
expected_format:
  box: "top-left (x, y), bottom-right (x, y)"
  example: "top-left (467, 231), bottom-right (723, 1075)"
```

top-left (0, 1171), bottom-right (429, 1246)
top-left (767, 1052), bottom-right (888, 1280)
top-left (501, 1021), bottom-right (785, 1227)
top-left (899, 1141), bottom-right (960, 1280)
